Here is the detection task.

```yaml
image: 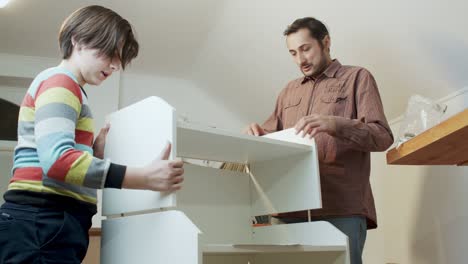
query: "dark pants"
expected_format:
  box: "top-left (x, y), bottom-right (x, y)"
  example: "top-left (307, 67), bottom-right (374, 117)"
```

top-left (0, 202), bottom-right (92, 264)
top-left (279, 216), bottom-right (367, 264)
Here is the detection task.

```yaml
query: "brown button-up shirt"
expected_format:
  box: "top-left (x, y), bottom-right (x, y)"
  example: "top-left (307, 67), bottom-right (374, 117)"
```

top-left (262, 59), bottom-right (393, 229)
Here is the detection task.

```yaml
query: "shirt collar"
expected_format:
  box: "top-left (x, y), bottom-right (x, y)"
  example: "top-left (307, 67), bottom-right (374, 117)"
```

top-left (301, 59), bottom-right (341, 84)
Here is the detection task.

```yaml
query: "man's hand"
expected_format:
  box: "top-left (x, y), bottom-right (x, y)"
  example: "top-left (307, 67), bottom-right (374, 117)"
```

top-left (295, 114), bottom-right (338, 138)
top-left (243, 123), bottom-right (266, 136)
top-left (93, 123), bottom-right (110, 159)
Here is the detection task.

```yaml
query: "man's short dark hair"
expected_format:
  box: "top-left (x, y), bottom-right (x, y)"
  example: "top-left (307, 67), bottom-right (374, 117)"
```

top-left (284, 17), bottom-right (329, 47)
top-left (59, 5), bottom-right (139, 70)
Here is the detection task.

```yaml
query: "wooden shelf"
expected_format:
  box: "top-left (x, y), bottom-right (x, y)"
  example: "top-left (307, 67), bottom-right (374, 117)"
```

top-left (387, 109), bottom-right (468, 166)
top-left (89, 228), bottom-right (101, 236)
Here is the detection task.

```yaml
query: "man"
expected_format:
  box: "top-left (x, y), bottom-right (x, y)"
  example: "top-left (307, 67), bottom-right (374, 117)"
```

top-left (0, 5), bottom-right (184, 263)
top-left (244, 17), bottom-right (393, 264)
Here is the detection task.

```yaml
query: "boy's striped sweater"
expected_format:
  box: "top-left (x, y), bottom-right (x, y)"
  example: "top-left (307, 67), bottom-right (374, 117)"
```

top-left (4, 67), bottom-right (125, 208)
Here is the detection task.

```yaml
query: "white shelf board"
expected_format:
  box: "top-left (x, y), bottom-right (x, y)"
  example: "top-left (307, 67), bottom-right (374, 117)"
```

top-left (177, 122), bottom-right (312, 163)
top-left (203, 244), bottom-right (346, 255)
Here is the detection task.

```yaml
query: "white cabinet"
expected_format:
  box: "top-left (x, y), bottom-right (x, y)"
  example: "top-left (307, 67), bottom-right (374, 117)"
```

top-left (101, 96), bottom-right (350, 264)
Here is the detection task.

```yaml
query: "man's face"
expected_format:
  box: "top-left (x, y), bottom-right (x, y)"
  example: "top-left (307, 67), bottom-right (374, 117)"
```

top-left (286, 28), bottom-right (330, 77)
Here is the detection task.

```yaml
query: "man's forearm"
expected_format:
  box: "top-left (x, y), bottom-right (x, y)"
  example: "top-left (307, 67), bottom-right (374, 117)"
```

top-left (334, 116), bottom-right (394, 152)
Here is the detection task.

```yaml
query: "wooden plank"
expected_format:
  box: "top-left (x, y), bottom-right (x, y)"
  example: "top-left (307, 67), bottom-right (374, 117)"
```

top-left (387, 109), bottom-right (468, 165)
top-left (89, 228), bottom-right (101, 236)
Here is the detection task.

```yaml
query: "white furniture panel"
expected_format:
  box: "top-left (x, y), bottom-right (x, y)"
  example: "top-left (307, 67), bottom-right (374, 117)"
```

top-left (101, 96), bottom-right (349, 264)
top-left (252, 221), bottom-right (348, 250)
top-left (103, 96), bottom-right (177, 216)
top-left (176, 164), bottom-right (252, 245)
top-left (250, 128), bottom-right (322, 216)
top-left (250, 151), bottom-right (321, 216)
top-left (101, 211), bottom-right (200, 264)
top-left (177, 123), bottom-right (311, 163)
top-left (204, 252), bottom-right (345, 264)
top-left (201, 221), bottom-right (349, 264)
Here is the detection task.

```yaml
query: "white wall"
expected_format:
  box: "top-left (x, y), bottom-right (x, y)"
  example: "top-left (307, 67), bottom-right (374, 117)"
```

top-left (365, 88), bottom-right (468, 263)
top-left (188, 0), bottom-right (468, 124)
top-left (0, 53), bottom-right (120, 130)
top-left (0, 151), bottom-right (13, 204)
top-left (0, 86), bottom-right (27, 105)
top-left (120, 72), bottom-right (247, 131)
top-left (362, 150), bottom-right (387, 263)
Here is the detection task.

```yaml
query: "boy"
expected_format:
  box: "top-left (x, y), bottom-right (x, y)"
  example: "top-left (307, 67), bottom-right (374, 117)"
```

top-left (0, 5), bottom-right (184, 263)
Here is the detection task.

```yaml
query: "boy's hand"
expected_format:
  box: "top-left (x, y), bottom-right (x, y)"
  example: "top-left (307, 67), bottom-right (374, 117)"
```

top-left (122, 143), bottom-right (185, 192)
top-left (93, 123), bottom-right (110, 159)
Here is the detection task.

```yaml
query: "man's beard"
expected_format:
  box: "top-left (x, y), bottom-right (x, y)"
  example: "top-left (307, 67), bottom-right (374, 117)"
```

top-left (303, 51), bottom-right (329, 78)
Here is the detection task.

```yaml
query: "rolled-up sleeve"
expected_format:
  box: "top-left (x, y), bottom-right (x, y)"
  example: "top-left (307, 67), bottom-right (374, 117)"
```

top-left (334, 69), bottom-right (394, 152)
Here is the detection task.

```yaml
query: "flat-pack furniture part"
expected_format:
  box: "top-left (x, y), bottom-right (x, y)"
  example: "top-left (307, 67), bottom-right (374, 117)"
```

top-left (101, 96), bottom-right (350, 264)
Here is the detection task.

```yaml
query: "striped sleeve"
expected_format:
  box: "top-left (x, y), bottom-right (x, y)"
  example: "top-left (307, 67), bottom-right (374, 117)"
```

top-left (34, 74), bottom-right (124, 189)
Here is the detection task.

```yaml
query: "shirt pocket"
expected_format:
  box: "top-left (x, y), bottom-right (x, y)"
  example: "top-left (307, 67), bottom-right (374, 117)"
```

top-left (320, 81), bottom-right (348, 116)
top-left (282, 97), bottom-right (302, 128)
top-left (321, 93), bottom-right (348, 104)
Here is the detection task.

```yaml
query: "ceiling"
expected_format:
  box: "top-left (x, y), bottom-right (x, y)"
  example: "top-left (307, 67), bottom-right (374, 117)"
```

top-left (1, 0), bottom-right (467, 122)
top-left (0, 0), bottom-right (225, 76)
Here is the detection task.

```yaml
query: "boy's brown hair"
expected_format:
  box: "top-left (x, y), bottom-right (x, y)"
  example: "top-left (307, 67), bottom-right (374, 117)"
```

top-left (59, 5), bottom-right (139, 69)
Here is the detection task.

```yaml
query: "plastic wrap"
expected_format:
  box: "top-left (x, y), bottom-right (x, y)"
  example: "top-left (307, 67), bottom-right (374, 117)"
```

top-left (396, 95), bottom-right (447, 148)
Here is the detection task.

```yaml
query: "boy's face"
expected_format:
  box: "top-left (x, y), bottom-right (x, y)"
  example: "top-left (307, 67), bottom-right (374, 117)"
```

top-left (286, 28), bottom-right (330, 77)
top-left (74, 44), bottom-right (121, 86)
